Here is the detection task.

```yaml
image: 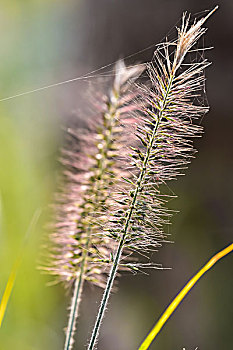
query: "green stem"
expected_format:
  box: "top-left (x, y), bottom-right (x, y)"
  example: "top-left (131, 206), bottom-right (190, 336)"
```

top-left (88, 76), bottom-right (174, 350)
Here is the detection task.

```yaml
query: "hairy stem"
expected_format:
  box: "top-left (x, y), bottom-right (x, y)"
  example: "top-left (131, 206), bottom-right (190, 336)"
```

top-left (88, 76), bottom-right (174, 350)
top-left (64, 237), bottom-right (90, 350)
top-left (64, 88), bottom-right (120, 349)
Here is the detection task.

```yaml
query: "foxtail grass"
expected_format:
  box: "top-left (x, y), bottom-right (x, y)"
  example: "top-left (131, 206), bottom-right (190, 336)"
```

top-left (40, 6), bottom-right (218, 349)
top-left (87, 8), bottom-right (217, 349)
top-left (42, 60), bottom-right (144, 349)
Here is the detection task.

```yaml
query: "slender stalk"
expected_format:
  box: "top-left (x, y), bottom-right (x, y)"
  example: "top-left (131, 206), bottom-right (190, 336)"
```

top-left (64, 80), bottom-right (122, 349)
top-left (88, 76), bottom-right (174, 350)
top-left (64, 237), bottom-right (90, 350)
top-left (138, 243), bottom-right (233, 350)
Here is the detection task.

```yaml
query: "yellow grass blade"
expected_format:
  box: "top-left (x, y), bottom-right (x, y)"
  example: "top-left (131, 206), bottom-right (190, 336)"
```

top-left (0, 209), bottom-right (41, 327)
top-left (138, 243), bottom-right (233, 350)
top-left (0, 260), bottom-right (20, 327)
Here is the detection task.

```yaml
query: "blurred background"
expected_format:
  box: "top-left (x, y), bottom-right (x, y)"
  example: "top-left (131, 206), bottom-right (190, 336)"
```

top-left (0, 0), bottom-right (232, 349)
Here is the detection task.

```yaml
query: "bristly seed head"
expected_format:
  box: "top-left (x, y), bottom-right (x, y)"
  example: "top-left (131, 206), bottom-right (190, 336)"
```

top-left (97, 9), bottom-right (214, 269)
top-left (41, 60), bottom-right (145, 288)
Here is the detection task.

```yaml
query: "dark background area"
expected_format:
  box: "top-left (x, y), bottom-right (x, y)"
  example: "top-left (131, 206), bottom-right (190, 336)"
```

top-left (70, 1), bottom-right (233, 349)
top-left (0, 1), bottom-right (232, 349)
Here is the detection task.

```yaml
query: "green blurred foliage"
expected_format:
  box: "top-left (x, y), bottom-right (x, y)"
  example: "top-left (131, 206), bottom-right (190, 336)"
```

top-left (0, 1), bottom-right (73, 349)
